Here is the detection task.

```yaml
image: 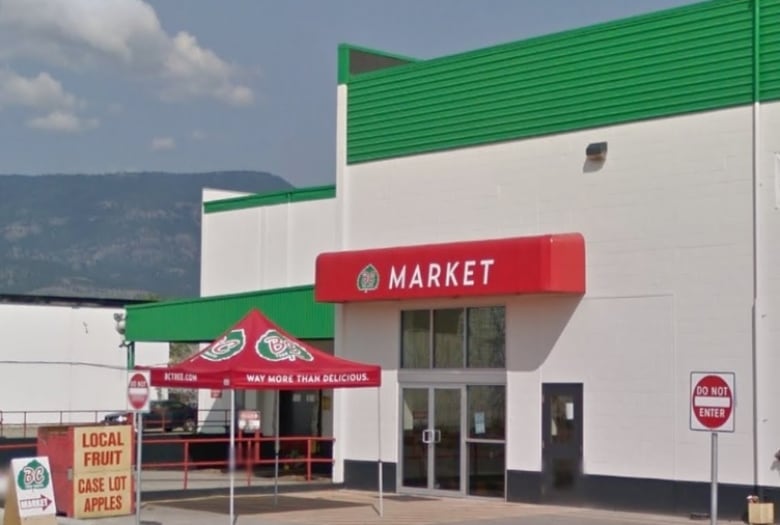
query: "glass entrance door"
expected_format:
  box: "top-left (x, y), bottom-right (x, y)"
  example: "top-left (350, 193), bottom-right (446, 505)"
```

top-left (433, 388), bottom-right (461, 490)
top-left (401, 388), bottom-right (428, 488)
top-left (401, 387), bottom-right (462, 493)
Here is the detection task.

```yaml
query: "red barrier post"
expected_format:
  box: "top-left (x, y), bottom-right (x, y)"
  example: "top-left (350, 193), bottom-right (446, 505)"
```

top-left (245, 437), bottom-right (252, 487)
top-left (306, 438), bottom-right (312, 481)
top-left (183, 440), bottom-right (190, 490)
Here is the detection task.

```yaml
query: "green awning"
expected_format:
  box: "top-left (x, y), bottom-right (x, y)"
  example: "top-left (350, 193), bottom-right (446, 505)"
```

top-left (125, 285), bottom-right (333, 342)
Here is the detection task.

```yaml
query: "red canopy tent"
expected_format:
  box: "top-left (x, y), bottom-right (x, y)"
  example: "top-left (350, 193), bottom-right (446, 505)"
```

top-left (145, 308), bottom-right (380, 390)
top-left (137, 308), bottom-right (383, 523)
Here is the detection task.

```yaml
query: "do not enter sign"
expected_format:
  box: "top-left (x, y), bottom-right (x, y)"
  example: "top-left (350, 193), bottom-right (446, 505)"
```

top-left (127, 371), bottom-right (151, 413)
top-left (690, 372), bottom-right (735, 432)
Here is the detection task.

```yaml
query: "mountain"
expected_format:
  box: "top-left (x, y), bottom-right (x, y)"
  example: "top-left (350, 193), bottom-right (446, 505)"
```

top-left (0, 171), bottom-right (294, 300)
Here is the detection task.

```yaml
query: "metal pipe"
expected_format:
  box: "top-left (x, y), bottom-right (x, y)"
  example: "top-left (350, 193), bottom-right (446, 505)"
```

top-left (377, 386), bottom-right (383, 518)
top-left (711, 432), bottom-right (718, 525)
top-left (229, 389), bottom-right (236, 525)
top-left (751, 0), bottom-right (761, 497)
top-left (135, 412), bottom-right (143, 525)
top-left (274, 390), bottom-right (280, 505)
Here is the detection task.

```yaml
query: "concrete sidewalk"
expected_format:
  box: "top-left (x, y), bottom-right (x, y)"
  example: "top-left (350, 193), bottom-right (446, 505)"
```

top-left (1, 489), bottom-right (746, 525)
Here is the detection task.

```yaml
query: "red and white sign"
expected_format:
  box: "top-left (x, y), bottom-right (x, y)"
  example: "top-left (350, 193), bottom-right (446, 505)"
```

top-left (314, 233), bottom-right (586, 303)
top-left (690, 372), bottom-right (735, 432)
top-left (20, 494), bottom-right (53, 512)
top-left (127, 371), bottom-right (151, 412)
top-left (143, 309), bottom-right (382, 390)
top-left (9, 456), bottom-right (57, 522)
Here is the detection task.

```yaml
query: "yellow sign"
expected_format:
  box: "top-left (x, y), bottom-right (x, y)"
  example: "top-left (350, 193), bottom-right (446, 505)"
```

top-left (71, 426), bottom-right (132, 518)
top-left (73, 426), bottom-right (131, 474)
top-left (73, 472), bottom-right (132, 518)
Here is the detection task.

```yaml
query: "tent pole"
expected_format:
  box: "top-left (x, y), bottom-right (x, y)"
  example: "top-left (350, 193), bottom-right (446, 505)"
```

top-left (229, 388), bottom-right (236, 525)
top-left (274, 389), bottom-right (280, 505)
top-left (378, 385), bottom-right (383, 517)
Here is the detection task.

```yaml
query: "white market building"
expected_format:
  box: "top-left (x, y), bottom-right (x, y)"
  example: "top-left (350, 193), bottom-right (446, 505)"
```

top-left (123, 0), bottom-right (780, 517)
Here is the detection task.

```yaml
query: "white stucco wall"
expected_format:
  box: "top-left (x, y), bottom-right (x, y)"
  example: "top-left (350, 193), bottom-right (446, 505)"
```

top-left (198, 192), bottom-right (339, 434)
top-left (0, 303), bottom-right (169, 427)
top-left (334, 104), bottom-right (756, 486)
top-left (203, 188), bottom-right (252, 202)
top-left (756, 100), bottom-right (780, 489)
top-left (200, 198), bottom-right (338, 296)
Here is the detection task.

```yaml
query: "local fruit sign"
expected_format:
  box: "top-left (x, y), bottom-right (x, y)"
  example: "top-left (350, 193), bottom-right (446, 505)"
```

top-left (72, 425), bottom-right (133, 518)
top-left (6, 456), bottom-right (57, 524)
top-left (690, 372), bottom-right (735, 432)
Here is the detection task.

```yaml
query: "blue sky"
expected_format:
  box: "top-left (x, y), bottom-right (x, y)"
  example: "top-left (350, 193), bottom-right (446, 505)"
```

top-left (0, 0), bottom-right (700, 187)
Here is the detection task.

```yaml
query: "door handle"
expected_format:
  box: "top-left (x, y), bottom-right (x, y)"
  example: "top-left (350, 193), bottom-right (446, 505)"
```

top-left (422, 429), bottom-right (431, 444)
top-left (434, 429), bottom-right (441, 443)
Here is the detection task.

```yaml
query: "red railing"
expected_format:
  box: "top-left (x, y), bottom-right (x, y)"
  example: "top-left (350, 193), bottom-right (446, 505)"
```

top-left (0, 433), bottom-right (334, 490)
top-left (0, 409), bottom-right (233, 438)
top-left (142, 434), bottom-right (335, 489)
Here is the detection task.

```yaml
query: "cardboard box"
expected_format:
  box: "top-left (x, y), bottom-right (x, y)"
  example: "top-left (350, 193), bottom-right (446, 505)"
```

top-left (748, 502), bottom-right (774, 524)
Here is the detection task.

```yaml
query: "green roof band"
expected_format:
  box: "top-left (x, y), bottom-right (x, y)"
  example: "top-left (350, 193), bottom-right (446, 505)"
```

top-left (204, 185), bottom-right (336, 214)
top-left (344, 0), bottom-right (780, 164)
top-left (125, 285), bottom-right (334, 342)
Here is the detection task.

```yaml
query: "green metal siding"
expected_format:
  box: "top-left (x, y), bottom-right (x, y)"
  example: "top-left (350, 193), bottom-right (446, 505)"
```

top-left (762, 1), bottom-right (780, 99)
top-left (125, 286), bottom-right (333, 342)
top-left (204, 185), bottom-right (335, 214)
top-left (346, 0), bottom-right (779, 164)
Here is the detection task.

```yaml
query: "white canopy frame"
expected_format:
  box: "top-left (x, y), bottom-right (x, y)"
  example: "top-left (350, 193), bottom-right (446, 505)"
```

top-left (225, 383), bottom-right (384, 525)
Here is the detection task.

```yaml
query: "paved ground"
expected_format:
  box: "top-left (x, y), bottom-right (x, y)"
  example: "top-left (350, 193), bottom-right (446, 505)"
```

top-left (0, 469), bottom-right (333, 499)
top-left (0, 489), bottom-right (745, 525)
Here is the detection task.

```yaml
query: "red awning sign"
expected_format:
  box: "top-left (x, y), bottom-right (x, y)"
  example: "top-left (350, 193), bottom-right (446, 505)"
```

top-left (139, 309), bottom-right (381, 391)
top-left (690, 372), bottom-right (735, 432)
top-left (315, 233), bottom-right (585, 303)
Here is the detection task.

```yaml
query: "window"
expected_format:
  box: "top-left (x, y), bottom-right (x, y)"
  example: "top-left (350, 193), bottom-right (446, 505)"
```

top-left (401, 310), bottom-right (430, 368)
top-left (434, 309), bottom-right (464, 368)
top-left (400, 306), bottom-right (505, 369)
top-left (466, 385), bottom-right (506, 497)
top-left (467, 385), bottom-right (505, 440)
top-left (467, 306), bottom-right (505, 368)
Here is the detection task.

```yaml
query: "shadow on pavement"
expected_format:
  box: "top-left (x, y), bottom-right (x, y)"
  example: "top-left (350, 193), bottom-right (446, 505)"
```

top-left (153, 494), bottom-right (367, 515)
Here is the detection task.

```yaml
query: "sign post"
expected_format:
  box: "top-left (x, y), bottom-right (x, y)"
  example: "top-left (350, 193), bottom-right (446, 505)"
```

top-left (690, 372), bottom-right (735, 525)
top-left (127, 371), bottom-right (151, 525)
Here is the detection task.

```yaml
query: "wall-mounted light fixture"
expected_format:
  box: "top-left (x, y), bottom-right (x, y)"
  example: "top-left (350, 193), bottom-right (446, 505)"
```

top-left (113, 311), bottom-right (135, 369)
top-left (586, 141), bottom-right (608, 161)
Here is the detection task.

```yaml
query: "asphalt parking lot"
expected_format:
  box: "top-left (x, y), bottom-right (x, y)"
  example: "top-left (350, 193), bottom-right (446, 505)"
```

top-left (25, 489), bottom-right (739, 525)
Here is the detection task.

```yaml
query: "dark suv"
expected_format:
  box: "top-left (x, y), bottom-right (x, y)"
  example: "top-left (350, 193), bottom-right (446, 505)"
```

top-left (104, 400), bottom-right (197, 433)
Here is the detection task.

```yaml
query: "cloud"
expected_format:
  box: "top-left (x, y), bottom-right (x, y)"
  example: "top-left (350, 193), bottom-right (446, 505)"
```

top-left (0, 68), bottom-right (96, 132)
top-left (0, 0), bottom-right (255, 107)
top-left (191, 129), bottom-right (206, 140)
top-left (27, 111), bottom-right (98, 133)
top-left (0, 69), bottom-right (79, 111)
top-left (151, 137), bottom-right (175, 151)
